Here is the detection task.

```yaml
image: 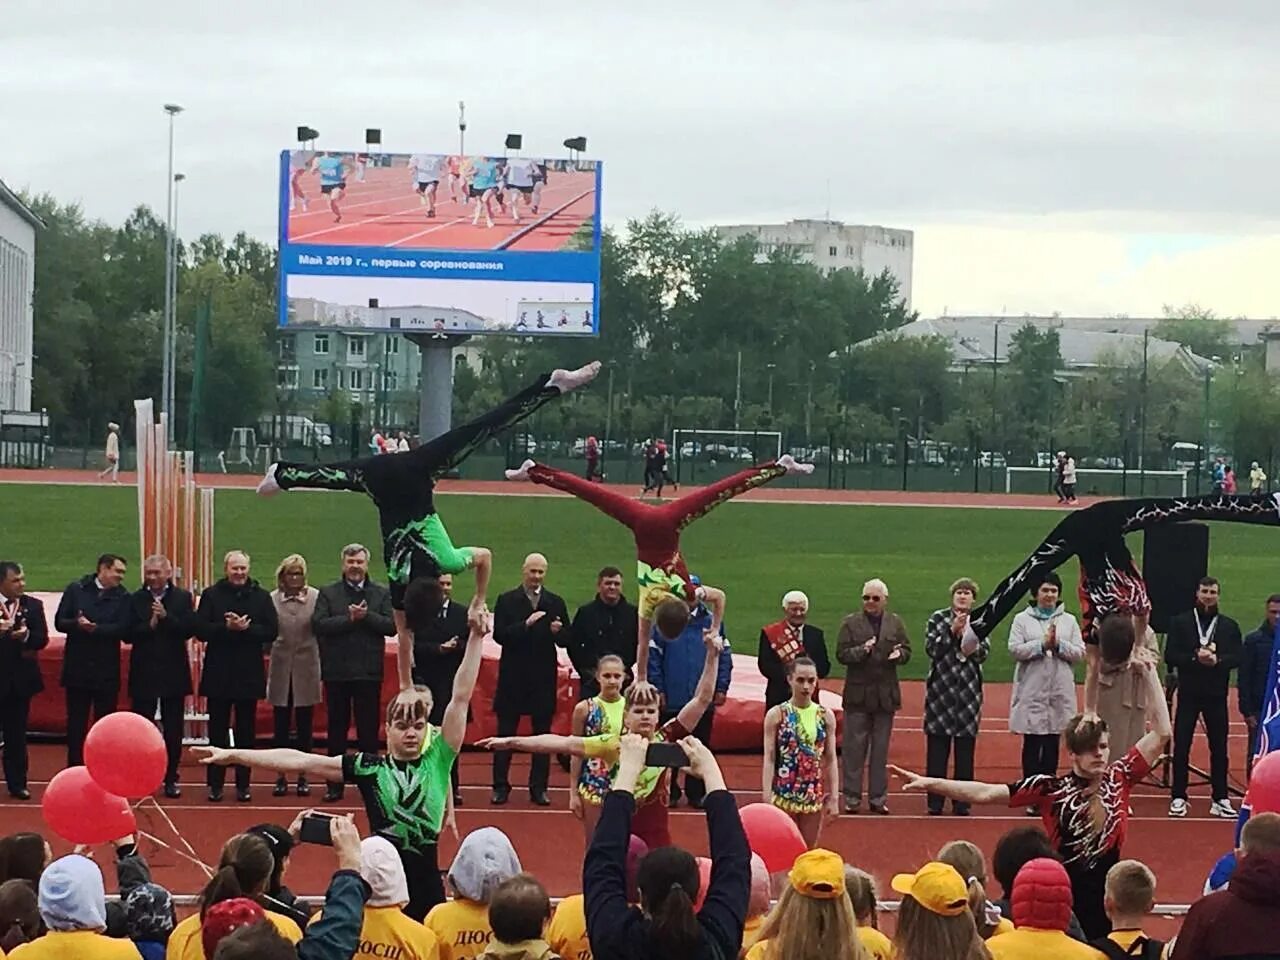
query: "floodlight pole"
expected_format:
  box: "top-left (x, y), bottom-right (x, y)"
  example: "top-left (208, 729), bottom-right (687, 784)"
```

top-left (458, 101), bottom-right (466, 155)
top-left (161, 103), bottom-right (184, 434)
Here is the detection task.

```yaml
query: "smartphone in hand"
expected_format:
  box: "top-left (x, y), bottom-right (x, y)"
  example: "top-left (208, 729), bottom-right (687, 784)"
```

top-left (644, 741), bottom-right (690, 768)
top-left (299, 813), bottom-right (335, 846)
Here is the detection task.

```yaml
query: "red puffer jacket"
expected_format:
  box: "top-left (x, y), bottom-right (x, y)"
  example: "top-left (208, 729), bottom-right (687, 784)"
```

top-left (1011, 857), bottom-right (1074, 931)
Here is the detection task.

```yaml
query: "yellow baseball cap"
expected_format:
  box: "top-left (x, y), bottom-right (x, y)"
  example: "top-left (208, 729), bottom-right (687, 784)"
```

top-left (891, 862), bottom-right (968, 916)
top-left (788, 849), bottom-right (846, 900)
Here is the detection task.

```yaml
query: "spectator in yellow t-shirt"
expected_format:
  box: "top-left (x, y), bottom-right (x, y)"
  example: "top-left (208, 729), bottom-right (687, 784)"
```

top-left (740, 854), bottom-right (771, 954)
top-left (7, 854), bottom-right (141, 959)
top-left (842, 866), bottom-right (893, 960)
top-left (347, 837), bottom-right (441, 959)
top-left (425, 828), bottom-right (522, 960)
top-left (547, 835), bottom-right (648, 960)
top-left (937, 840), bottom-right (1015, 940)
top-left (746, 849), bottom-right (868, 960)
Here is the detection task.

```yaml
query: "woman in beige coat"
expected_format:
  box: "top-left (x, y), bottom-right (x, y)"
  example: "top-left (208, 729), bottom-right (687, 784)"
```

top-left (1085, 611), bottom-right (1162, 756)
top-left (270, 554), bottom-right (322, 797)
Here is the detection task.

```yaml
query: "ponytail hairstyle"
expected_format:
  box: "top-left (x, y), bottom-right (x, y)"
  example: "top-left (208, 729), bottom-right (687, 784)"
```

top-left (637, 847), bottom-right (701, 957)
top-left (0, 879), bottom-right (41, 952)
top-left (937, 840), bottom-right (1000, 939)
top-left (199, 835), bottom-right (275, 917)
top-left (246, 824), bottom-right (295, 897)
top-left (843, 866), bottom-right (879, 929)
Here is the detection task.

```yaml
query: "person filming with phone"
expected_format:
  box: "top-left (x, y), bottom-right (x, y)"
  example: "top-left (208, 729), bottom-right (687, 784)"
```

top-left (476, 599), bottom-right (725, 850)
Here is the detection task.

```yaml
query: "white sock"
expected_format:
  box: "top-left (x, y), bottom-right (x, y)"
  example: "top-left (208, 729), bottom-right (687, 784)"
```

top-left (505, 459), bottom-right (536, 481)
top-left (257, 463), bottom-right (282, 496)
top-left (777, 454), bottom-right (814, 475)
top-left (547, 361), bottom-right (602, 394)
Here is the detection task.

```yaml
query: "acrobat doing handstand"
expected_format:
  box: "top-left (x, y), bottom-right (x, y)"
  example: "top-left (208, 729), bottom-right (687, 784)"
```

top-left (256, 362), bottom-right (601, 688)
top-left (505, 453), bottom-right (814, 675)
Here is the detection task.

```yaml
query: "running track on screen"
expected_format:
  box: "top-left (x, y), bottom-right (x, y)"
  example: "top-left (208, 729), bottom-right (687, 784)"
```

top-left (285, 164), bottom-right (597, 252)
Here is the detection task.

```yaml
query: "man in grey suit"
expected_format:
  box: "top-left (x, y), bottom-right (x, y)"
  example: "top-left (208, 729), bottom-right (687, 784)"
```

top-left (312, 543), bottom-right (395, 802)
top-left (837, 577), bottom-right (911, 815)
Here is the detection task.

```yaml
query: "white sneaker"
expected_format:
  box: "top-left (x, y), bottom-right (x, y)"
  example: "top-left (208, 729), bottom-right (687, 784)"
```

top-left (1169, 798), bottom-right (1188, 818)
top-left (505, 459), bottom-right (536, 482)
top-left (1210, 798), bottom-right (1237, 818)
top-left (257, 463), bottom-right (281, 497)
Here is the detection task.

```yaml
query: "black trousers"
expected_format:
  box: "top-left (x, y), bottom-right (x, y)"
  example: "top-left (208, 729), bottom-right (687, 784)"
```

top-left (206, 697), bottom-right (258, 791)
top-left (273, 704), bottom-right (315, 755)
top-left (399, 843), bottom-right (445, 922)
top-left (492, 707), bottom-right (553, 792)
top-left (66, 687), bottom-right (118, 768)
top-left (131, 696), bottom-right (186, 784)
top-left (664, 708), bottom-right (715, 803)
top-left (326, 680), bottom-right (381, 776)
top-left (1248, 721), bottom-right (1260, 780)
top-left (926, 734), bottom-right (976, 813)
top-left (0, 694), bottom-right (32, 792)
top-left (1172, 691), bottom-right (1230, 801)
top-left (1021, 733), bottom-right (1059, 779)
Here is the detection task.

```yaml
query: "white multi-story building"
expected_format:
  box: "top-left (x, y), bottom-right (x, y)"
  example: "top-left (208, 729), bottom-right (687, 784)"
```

top-left (714, 218), bottom-right (914, 308)
top-left (0, 179), bottom-right (39, 411)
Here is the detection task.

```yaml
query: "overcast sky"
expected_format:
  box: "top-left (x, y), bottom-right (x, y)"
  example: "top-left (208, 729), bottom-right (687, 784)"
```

top-left (4, 0), bottom-right (1278, 317)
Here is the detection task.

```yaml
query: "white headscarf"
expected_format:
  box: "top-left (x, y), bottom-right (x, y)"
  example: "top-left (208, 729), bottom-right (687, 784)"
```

top-left (360, 837), bottom-right (410, 908)
top-left (448, 827), bottom-right (522, 903)
top-left (38, 855), bottom-right (107, 932)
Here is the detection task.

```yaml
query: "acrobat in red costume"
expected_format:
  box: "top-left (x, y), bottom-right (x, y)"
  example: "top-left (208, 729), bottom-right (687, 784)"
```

top-left (505, 455), bottom-right (813, 676)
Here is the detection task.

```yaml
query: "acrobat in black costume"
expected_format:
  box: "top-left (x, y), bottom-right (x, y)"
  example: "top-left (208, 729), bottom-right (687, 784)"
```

top-left (965, 494), bottom-right (1280, 643)
top-left (256, 362), bottom-right (600, 685)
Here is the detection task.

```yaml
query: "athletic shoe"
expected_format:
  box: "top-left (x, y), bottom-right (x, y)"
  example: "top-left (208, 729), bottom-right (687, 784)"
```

top-left (548, 361), bottom-right (602, 394)
top-left (505, 459), bottom-right (536, 482)
top-left (1210, 798), bottom-right (1237, 818)
top-left (1169, 798), bottom-right (1189, 817)
top-left (256, 463), bottom-right (281, 497)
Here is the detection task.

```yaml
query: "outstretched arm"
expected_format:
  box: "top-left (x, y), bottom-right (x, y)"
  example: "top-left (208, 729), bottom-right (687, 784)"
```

top-left (468, 547), bottom-right (492, 611)
top-left (1134, 655), bottom-right (1173, 768)
top-left (675, 632), bottom-right (724, 732)
top-left (1083, 646), bottom-right (1102, 715)
top-left (476, 734), bottom-right (585, 755)
top-left (192, 746), bottom-right (341, 782)
top-left (890, 765), bottom-right (1011, 806)
top-left (441, 610), bottom-right (489, 751)
top-left (698, 585), bottom-right (726, 637)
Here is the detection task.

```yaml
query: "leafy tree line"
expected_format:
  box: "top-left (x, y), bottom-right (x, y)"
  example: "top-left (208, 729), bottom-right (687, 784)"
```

top-left (26, 197), bottom-right (1273, 478)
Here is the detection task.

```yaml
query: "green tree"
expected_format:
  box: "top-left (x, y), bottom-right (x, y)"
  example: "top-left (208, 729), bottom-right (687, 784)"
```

top-left (1155, 304), bottom-right (1235, 361)
top-left (1003, 324), bottom-right (1064, 460)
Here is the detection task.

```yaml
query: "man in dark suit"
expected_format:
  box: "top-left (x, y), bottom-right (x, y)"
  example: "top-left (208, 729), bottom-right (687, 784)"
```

top-left (194, 550), bottom-right (278, 802)
top-left (55, 553), bottom-right (133, 768)
top-left (312, 543), bottom-right (396, 803)
top-left (0, 561), bottom-right (49, 799)
top-left (568, 566), bottom-right (638, 698)
top-left (128, 554), bottom-right (195, 798)
top-left (1166, 575), bottom-right (1243, 819)
top-left (757, 589), bottom-right (830, 708)
top-left (412, 571), bottom-right (469, 805)
top-left (491, 552), bottom-right (570, 806)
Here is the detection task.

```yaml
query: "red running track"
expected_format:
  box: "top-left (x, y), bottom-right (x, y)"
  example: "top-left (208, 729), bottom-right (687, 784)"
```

top-left (285, 164), bottom-right (596, 252)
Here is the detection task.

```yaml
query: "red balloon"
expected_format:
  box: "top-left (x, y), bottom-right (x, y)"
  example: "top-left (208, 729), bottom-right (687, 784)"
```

top-left (739, 803), bottom-right (807, 873)
top-left (1250, 752), bottom-right (1280, 814)
top-left (85, 712), bottom-right (167, 798)
top-left (42, 767), bottom-right (135, 845)
top-left (694, 857), bottom-right (713, 910)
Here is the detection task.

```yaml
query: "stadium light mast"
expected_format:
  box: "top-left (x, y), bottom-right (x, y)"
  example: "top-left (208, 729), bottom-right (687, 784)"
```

top-left (166, 171), bottom-right (186, 435)
top-left (458, 101), bottom-right (466, 155)
top-left (162, 103), bottom-right (184, 439)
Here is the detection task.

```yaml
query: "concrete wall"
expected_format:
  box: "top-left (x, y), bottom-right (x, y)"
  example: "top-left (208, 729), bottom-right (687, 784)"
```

top-left (0, 200), bottom-right (35, 411)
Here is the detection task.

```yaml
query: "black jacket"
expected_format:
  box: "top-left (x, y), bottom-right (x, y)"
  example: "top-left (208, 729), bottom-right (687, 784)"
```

top-left (312, 578), bottom-right (396, 683)
top-left (1240, 621), bottom-right (1276, 718)
top-left (412, 598), bottom-right (470, 721)
top-left (1165, 607), bottom-right (1243, 700)
top-left (569, 596), bottom-right (639, 696)
top-left (127, 585), bottom-right (195, 700)
top-left (55, 575), bottom-right (134, 692)
top-left (0, 594), bottom-right (48, 700)
top-left (585, 790), bottom-right (749, 960)
top-left (757, 623), bottom-right (830, 708)
top-left (493, 585), bottom-right (570, 715)
top-left (195, 578), bottom-right (277, 700)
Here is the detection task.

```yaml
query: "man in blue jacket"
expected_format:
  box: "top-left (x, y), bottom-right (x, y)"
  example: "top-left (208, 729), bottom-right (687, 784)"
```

top-left (648, 576), bottom-right (732, 808)
top-left (1240, 593), bottom-right (1280, 778)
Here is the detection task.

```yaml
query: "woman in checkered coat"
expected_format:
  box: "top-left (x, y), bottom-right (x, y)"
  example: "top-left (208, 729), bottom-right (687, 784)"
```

top-left (922, 577), bottom-right (990, 815)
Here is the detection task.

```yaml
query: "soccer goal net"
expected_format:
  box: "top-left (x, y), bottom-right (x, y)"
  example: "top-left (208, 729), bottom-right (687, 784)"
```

top-left (1005, 466), bottom-right (1189, 498)
top-left (671, 429), bottom-right (783, 465)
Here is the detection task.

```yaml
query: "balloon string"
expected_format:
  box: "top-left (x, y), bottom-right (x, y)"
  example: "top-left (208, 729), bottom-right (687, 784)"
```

top-left (133, 797), bottom-right (214, 879)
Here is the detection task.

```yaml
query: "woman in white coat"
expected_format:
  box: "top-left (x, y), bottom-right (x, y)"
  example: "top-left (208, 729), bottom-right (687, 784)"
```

top-left (1008, 571), bottom-right (1084, 783)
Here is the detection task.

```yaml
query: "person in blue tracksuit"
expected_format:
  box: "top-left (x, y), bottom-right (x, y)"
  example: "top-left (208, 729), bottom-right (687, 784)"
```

top-left (647, 577), bottom-right (732, 807)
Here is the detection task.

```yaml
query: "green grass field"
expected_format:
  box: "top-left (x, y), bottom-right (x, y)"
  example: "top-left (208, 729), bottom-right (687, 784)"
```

top-left (7, 484), bottom-right (1277, 681)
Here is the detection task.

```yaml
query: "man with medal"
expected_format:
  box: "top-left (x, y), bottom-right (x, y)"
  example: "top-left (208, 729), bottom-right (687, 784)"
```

top-left (757, 590), bottom-right (830, 709)
top-left (0, 561), bottom-right (49, 799)
top-left (1165, 575), bottom-right (1242, 818)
